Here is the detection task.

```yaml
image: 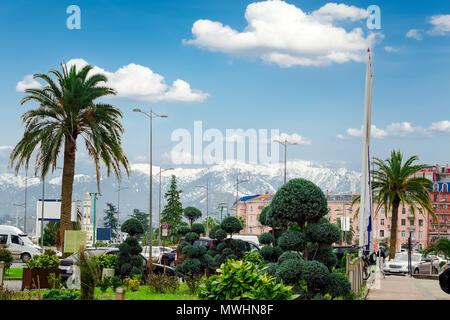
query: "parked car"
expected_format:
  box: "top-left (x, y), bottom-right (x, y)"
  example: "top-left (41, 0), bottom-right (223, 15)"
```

top-left (227, 235), bottom-right (260, 246)
top-left (141, 246), bottom-right (173, 263)
top-left (59, 247), bottom-right (175, 281)
top-left (0, 225), bottom-right (42, 262)
top-left (383, 252), bottom-right (422, 274)
top-left (160, 249), bottom-right (176, 267)
top-left (413, 256), bottom-right (441, 274)
top-left (439, 262), bottom-right (450, 294)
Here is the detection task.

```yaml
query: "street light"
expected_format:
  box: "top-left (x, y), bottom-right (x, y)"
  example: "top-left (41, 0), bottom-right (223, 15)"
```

top-left (133, 108), bottom-right (168, 267)
top-left (235, 177), bottom-right (249, 217)
top-left (218, 202), bottom-right (228, 224)
top-left (195, 180), bottom-right (209, 236)
top-left (158, 167), bottom-right (174, 246)
top-left (274, 138), bottom-right (299, 185)
top-left (13, 203), bottom-right (25, 229)
top-left (116, 183), bottom-right (130, 243)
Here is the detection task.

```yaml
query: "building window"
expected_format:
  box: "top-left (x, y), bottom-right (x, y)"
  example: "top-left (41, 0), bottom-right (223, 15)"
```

top-left (249, 227), bottom-right (253, 234)
top-left (379, 230), bottom-right (384, 237)
top-left (381, 208), bottom-right (385, 214)
top-left (401, 230), bottom-right (406, 238)
top-left (401, 219), bottom-right (406, 226)
top-left (443, 204), bottom-right (448, 209)
top-left (418, 231), bottom-right (423, 239)
top-left (433, 184), bottom-right (439, 192)
top-left (444, 194), bottom-right (448, 199)
top-left (444, 184), bottom-right (449, 193)
top-left (402, 208), bottom-right (406, 214)
top-left (380, 219), bottom-right (385, 226)
top-left (419, 219), bottom-right (423, 227)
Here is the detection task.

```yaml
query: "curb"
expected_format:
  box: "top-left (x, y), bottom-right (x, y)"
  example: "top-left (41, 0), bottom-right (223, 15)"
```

top-left (361, 273), bottom-right (375, 300)
top-left (411, 274), bottom-right (439, 280)
top-left (4, 277), bottom-right (22, 281)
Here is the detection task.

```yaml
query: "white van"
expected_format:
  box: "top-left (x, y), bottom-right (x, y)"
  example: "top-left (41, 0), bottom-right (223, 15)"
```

top-left (227, 234), bottom-right (260, 247)
top-left (0, 225), bottom-right (42, 262)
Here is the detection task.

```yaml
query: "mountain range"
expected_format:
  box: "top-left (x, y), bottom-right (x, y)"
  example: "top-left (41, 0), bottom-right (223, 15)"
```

top-left (0, 160), bottom-right (360, 233)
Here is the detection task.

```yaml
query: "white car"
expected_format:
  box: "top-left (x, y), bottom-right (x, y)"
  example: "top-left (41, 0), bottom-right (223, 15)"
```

top-left (383, 252), bottom-right (422, 274)
top-left (141, 246), bottom-right (172, 263)
top-left (0, 225), bottom-right (43, 262)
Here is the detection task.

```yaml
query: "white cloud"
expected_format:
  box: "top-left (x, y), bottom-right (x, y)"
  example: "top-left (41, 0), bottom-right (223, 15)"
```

top-left (339, 122), bottom-right (429, 139)
top-left (429, 15), bottom-right (450, 35)
top-left (406, 29), bottom-right (423, 40)
top-left (17, 59), bottom-right (209, 103)
top-left (0, 146), bottom-right (12, 158)
top-left (384, 46), bottom-right (400, 53)
top-left (429, 121), bottom-right (450, 133)
top-left (16, 75), bottom-right (42, 92)
top-left (184, 1), bottom-right (380, 67)
top-left (272, 133), bottom-right (311, 145)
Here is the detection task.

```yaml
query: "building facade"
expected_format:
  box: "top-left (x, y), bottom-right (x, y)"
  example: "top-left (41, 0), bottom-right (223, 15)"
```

top-left (81, 192), bottom-right (94, 247)
top-left (233, 193), bottom-right (273, 236)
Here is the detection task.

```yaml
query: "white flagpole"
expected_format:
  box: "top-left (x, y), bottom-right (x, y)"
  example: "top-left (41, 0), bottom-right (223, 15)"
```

top-left (359, 49), bottom-right (374, 257)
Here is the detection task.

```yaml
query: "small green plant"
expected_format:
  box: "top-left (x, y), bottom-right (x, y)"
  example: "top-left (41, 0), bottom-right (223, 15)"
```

top-left (97, 254), bottom-right (118, 269)
top-left (42, 289), bottom-right (80, 300)
top-left (243, 251), bottom-right (264, 265)
top-left (95, 241), bottom-right (109, 247)
top-left (76, 246), bottom-right (100, 300)
top-left (123, 274), bottom-right (141, 292)
top-left (26, 250), bottom-right (59, 269)
top-left (98, 275), bottom-right (122, 293)
top-left (147, 273), bottom-right (179, 294)
top-left (48, 272), bottom-right (63, 289)
top-left (0, 249), bottom-right (13, 273)
top-left (198, 259), bottom-right (295, 300)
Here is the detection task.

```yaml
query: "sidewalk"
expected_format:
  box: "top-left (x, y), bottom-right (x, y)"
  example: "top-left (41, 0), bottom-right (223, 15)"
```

top-left (366, 275), bottom-right (426, 300)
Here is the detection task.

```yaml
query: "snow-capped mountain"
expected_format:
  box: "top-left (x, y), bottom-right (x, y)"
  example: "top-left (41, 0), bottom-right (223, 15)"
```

top-left (0, 160), bottom-right (360, 233)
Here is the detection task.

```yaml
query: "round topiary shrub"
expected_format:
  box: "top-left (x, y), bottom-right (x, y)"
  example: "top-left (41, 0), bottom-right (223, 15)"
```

top-left (214, 229), bottom-right (227, 241)
top-left (220, 216), bottom-right (243, 236)
top-left (260, 245), bottom-right (275, 262)
top-left (263, 262), bottom-right (278, 276)
top-left (209, 225), bottom-right (221, 239)
top-left (175, 258), bottom-right (203, 276)
top-left (270, 178), bottom-right (328, 227)
top-left (121, 218), bottom-right (144, 237)
top-left (307, 244), bottom-right (338, 270)
top-left (213, 254), bottom-right (227, 266)
top-left (275, 258), bottom-right (303, 285)
top-left (183, 245), bottom-right (206, 258)
top-left (185, 232), bottom-right (200, 243)
top-left (178, 226), bottom-right (191, 236)
top-left (191, 223), bottom-right (205, 235)
top-left (278, 230), bottom-right (304, 251)
top-left (216, 242), bottom-right (227, 252)
top-left (278, 251), bottom-right (302, 264)
top-left (326, 272), bottom-right (352, 299)
top-left (301, 260), bottom-right (330, 294)
top-left (307, 218), bottom-right (341, 245)
top-left (258, 232), bottom-right (275, 245)
top-left (184, 206), bottom-right (202, 226)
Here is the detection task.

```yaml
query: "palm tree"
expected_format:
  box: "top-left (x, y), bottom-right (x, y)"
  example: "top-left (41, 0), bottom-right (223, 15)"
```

top-left (353, 150), bottom-right (436, 259)
top-left (10, 62), bottom-right (130, 254)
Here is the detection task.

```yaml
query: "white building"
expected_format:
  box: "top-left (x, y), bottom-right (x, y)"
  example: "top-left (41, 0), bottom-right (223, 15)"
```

top-left (81, 192), bottom-right (94, 247)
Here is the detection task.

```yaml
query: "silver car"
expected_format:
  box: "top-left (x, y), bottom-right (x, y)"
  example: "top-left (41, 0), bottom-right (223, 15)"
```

top-left (413, 256), bottom-right (441, 274)
top-left (383, 253), bottom-right (422, 274)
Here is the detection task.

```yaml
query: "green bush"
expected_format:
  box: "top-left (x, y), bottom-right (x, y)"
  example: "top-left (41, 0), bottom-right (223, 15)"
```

top-left (301, 260), bottom-right (330, 295)
top-left (147, 273), bottom-right (179, 294)
top-left (123, 274), bottom-right (141, 292)
top-left (243, 251), bottom-right (263, 265)
top-left (26, 250), bottom-right (59, 269)
top-left (220, 216), bottom-right (243, 236)
top-left (48, 272), bottom-right (63, 289)
top-left (121, 218), bottom-right (144, 237)
top-left (275, 258), bottom-right (303, 285)
top-left (117, 233), bottom-right (143, 278)
top-left (185, 232), bottom-right (200, 243)
top-left (277, 251), bottom-right (302, 264)
top-left (214, 229), bottom-right (227, 241)
top-left (184, 207), bottom-right (202, 226)
top-left (0, 249), bottom-right (13, 272)
top-left (258, 232), bottom-right (275, 245)
top-left (76, 247), bottom-right (100, 300)
top-left (191, 223), bottom-right (205, 235)
top-left (42, 289), bottom-right (80, 300)
top-left (326, 272), bottom-right (352, 299)
top-left (307, 244), bottom-right (337, 270)
top-left (97, 254), bottom-right (118, 269)
top-left (198, 259), bottom-right (295, 300)
top-left (277, 230), bottom-right (304, 251)
top-left (208, 225), bottom-right (221, 239)
top-left (307, 219), bottom-right (340, 245)
top-left (178, 226), bottom-right (191, 236)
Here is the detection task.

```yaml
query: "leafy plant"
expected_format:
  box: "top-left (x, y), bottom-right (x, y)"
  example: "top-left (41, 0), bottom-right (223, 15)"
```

top-left (0, 249), bottom-right (13, 273)
top-left (198, 259), bottom-right (295, 300)
top-left (243, 251), bottom-right (263, 265)
top-left (48, 272), bottom-right (63, 289)
top-left (97, 254), bottom-right (118, 269)
top-left (76, 246), bottom-right (100, 300)
top-left (26, 250), bottom-right (59, 269)
top-left (123, 274), bottom-right (141, 292)
top-left (42, 289), bottom-right (80, 300)
top-left (147, 273), bottom-right (179, 294)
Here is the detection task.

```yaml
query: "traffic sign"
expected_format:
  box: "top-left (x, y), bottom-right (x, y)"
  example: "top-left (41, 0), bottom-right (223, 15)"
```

top-left (162, 222), bottom-right (168, 229)
top-left (162, 229), bottom-right (168, 237)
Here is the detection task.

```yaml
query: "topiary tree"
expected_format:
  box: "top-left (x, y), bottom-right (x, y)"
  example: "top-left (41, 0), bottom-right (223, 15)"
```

top-left (220, 216), bottom-right (242, 238)
top-left (184, 206), bottom-right (202, 227)
top-left (326, 272), bottom-right (352, 299)
top-left (118, 218), bottom-right (144, 278)
top-left (300, 260), bottom-right (330, 297)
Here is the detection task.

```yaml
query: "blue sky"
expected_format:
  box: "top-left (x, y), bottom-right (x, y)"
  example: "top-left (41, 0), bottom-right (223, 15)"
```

top-left (0, 0), bottom-right (450, 174)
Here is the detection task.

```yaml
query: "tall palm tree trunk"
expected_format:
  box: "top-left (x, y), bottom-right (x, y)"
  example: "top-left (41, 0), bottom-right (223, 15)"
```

top-left (389, 198), bottom-right (400, 259)
top-left (58, 136), bottom-right (77, 254)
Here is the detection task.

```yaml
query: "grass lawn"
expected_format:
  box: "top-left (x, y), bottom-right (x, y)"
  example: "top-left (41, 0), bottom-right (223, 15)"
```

top-left (4, 268), bottom-right (23, 278)
top-left (95, 283), bottom-right (199, 300)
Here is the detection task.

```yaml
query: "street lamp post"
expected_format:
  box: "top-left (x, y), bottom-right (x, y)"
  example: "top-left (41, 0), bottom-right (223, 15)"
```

top-left (274, 138), bottom-right (299, 185)
top-left (218, 203), bottom-right (227, 224)
top-left (195, 180), bottom-right (209, 236)
top-left (89, 192), bottom-right (101, 246)
top-left (13, 203), bottom-right (25, 230)
top-left (158, 167), bottom-right (174, 246)
top-left (133, 108), bottom-right (168, 267)
top-left (235, 177), bottom-right (249, 217)
top-left (116, 183), bottom-right (130, 243)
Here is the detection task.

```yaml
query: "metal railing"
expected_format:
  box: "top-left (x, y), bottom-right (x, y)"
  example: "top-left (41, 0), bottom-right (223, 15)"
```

top-left (346, 257), bottom-right (364, 294)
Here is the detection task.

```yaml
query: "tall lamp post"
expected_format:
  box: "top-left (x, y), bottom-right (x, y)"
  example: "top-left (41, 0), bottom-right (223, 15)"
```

top-left (89, 192), bottom-right (101, 246)
top-left (116, 183), bottom-right (130, 243)
top-left (195, 180), bottom-right (209, 236)
top-left (274, 138), bottom-right (299, 185)
top-left (133, 108), bottom-right (168, 267)
top-left (218, 203), bottom-right (228, 224)
top-left (235, 177), bottom-right (249, 217)
top-left (158, 167), bottom-right (174, 246)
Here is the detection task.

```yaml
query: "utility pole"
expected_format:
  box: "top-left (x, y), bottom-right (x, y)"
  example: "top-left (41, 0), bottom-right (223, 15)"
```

top-left (273, 138), bottom-right (299, 185)
top-left (158, 167), bottom-right (174, 246)
top-left (116, 183), bottom-right (129, 243)
top-left (218, 203), bottom-right (227, 224)
top-left (235, 177), bottom-right (249, 217)
top-left (89, 192), bottom-right (100, 246)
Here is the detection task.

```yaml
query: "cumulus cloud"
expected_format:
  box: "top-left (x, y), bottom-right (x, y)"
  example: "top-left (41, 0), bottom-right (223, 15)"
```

top-left (0, 146), bottom-right (12, 158)
top-left (184, 0), bottom-right (380, 67)
top-left (429, 120), bottom-right (450, 133)
top-left (406, 29), bottom-right (423, 40)
top-left (16, 75), bottom-right (42, 92)
top-left (384, 46), bottom-right (400, 53)
top-left (17, 59), bottom-right (209, 103)
top-left (338, 122), bottom-right (429, 139)
top-left (428, 15), bottom-right (450, 35)
top-left (272, 133), bottom-right (312, 145)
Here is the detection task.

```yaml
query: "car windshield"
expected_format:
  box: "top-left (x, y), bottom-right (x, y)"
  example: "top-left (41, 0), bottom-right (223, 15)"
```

top-left (20, 236), bottom-right (35, 246)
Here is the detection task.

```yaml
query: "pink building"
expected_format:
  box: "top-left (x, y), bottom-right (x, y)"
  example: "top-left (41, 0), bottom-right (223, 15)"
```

top-left (326, 194), bottom-right (430, 252)
top-left (232, 193), bottom-right (273, 236)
